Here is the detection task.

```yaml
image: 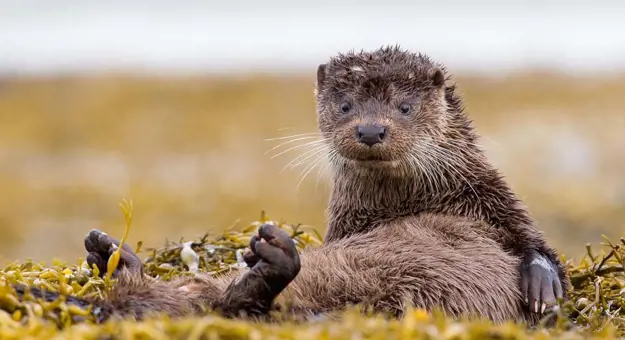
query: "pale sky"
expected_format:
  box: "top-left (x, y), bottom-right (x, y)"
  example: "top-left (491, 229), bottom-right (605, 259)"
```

top-left (1, 0), bottom-right (624, 75)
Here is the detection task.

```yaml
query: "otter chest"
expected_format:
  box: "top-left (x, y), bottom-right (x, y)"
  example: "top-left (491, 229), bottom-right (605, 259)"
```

top-left (325, 205), bottom-right (421, 242)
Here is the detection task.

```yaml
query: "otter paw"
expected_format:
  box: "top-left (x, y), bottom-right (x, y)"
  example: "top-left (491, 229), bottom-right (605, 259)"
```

top-left (249, 224), bottom-right (300, 283)
top-left (84, 229), bottom-right (143, 277)
top-left (520, 251), bottom-right (563, 314)
top-left (242, 234), bottom-right (261, 268)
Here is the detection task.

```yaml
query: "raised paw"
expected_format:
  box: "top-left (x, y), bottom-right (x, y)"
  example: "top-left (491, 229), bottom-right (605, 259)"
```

top-left (242, 234), bottom-right (261, 268)
top-left (520, 251), bottom-right (563, 314)
top-left (248, 224), bottom-right (300, 284)
top-left (84, 229), bottom-right (143, 277)
top-left (214, 224), bottom-right (301, 318)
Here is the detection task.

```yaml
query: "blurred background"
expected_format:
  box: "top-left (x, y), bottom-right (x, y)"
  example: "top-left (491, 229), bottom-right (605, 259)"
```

top-left (1, 1), bottom-right (624, 263)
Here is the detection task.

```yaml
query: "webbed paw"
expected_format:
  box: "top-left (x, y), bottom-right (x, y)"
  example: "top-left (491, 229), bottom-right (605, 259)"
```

top-left (84, 229), bottom-right (143, 277)
top-left (520, 251), bottom-right (563, 314)
top-left (246, 224), bottom-right (300, 285)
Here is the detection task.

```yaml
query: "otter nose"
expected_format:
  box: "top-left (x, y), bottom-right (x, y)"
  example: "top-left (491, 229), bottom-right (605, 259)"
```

top-left (356, 125), bottom-right (386, 146)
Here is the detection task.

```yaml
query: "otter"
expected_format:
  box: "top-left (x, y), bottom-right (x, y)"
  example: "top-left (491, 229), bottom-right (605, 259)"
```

top-left (7, 46), bottom-right (568, 326)
top-left (317, 46), bottom-right (569, 313)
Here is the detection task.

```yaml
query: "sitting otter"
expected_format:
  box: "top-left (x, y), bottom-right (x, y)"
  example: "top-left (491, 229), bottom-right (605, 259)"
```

top-left (8, 46), bottom-right (568, 325)
top-left (317, 46), bottom-right (568, 314)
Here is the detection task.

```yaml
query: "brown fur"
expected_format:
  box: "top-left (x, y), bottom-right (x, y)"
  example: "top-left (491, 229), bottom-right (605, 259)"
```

top-left (315, 46), bottom-right (570, 300)
top-left (10, 46), bottom-right (567, 327)
top-left (94, 214), bottom-right (537, 325)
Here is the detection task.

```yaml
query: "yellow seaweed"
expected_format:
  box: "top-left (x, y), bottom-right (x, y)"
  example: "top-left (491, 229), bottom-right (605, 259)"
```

top-left (0, 206), bottom-right (622, 339)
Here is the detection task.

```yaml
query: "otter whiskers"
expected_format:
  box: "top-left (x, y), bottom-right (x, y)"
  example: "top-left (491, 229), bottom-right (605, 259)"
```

top-left (404, 153), bottom-right (438, 193)
top-left (266, 140), bottom-right (323, 159)
top-left (264, 135), bottom-right (323, 155)
top-left (296, 150), bottom-right (331, 191)
top-left (264, 131), bottom-right (335, 191)
top-left (416, 140), bottom-right (479, 199)
top-left (282, 144), bottom-right (329, 171)
top-left (313, 148), bottom-right (334, 192)
top-left (264, 132), bottom-right (323, 141)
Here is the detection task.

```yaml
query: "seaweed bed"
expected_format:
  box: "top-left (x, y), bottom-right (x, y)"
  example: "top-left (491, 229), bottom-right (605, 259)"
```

top-left (0, 203), bottom-right (623, 339)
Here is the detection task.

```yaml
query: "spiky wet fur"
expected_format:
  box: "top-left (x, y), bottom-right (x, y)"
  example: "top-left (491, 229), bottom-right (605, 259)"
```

top-left (22, 214), bottom-right (541, 325)
top-left (9, 46), bottom-right (568, 327)
top-left (316, 46), bottom-right (570, 303)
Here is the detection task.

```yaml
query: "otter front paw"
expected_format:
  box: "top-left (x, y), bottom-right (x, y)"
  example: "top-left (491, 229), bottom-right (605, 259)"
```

top-left (520, 251), bottom-right (563, 314)
top-left (242, 234), bottom-right (261, 268)
top-left (215, 224), bottom-right (301, 318)
top-left (248, 224), bottom-right (300, 288)
top-left (84, 229), bottom-right (143, 277)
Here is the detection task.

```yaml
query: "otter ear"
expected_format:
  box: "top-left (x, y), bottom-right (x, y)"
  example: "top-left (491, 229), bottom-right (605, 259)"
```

top-left (317, 64), bottom-right (327, 88)
top-left (428, 67), bottom-right (445, 88)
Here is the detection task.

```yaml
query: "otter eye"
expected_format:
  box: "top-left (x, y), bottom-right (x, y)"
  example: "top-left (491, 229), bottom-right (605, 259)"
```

top-left (340, 101), bottom-right (351, 113)
top-left (399, 103), bottom-right (412, 114)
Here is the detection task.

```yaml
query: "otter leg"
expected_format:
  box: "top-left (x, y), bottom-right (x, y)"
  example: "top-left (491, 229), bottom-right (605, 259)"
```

top-left (520, 250), bottom-right (563, 314)
top-left (213, 223), bottom-right (301, 318)
top-left (6, 226), bottom-right (300, 323)
top-left (85, 225), bottom-right (300, 320)
top-left (82, 229), bottom-right (230, 321)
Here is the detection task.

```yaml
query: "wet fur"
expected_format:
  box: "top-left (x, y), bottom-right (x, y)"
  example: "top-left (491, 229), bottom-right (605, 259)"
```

top-left (8, 46), bottom-right (567, 327)
top-left (40, 214), bottom-right (539, 325)
top-left (316, 46), bottom-right (570, 300)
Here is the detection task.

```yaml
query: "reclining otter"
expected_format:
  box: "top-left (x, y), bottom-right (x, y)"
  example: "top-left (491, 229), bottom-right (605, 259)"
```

top-left (8, 46), bottom-right (569, 326)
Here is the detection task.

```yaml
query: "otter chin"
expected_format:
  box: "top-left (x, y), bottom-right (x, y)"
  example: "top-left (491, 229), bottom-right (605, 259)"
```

top-left (336, 142), bottom-right (406, 171)
top-left (336, 144), bottom-right (422, 174)
top-left (343, 148), bottom-right (397, 163)
top-left (348, 158), bottom-right (403, 171)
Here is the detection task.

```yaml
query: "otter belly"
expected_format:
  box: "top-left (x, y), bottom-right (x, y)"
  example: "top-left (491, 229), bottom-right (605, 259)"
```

top-left (293, 213), bottom-right (532, 324)
top-left (388, 213), bottom-right (529, 323)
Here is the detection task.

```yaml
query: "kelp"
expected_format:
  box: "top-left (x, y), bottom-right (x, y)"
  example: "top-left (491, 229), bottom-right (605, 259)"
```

top-left (0, 202), bottom-right (623, 339)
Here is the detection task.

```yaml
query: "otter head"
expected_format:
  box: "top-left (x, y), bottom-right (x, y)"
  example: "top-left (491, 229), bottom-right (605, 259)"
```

top-left (315, 46), bottom-right (470, 174)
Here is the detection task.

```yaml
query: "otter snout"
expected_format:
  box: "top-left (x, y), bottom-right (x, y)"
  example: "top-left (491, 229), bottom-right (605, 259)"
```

top-left (356, 125), bottom-right (386, 147)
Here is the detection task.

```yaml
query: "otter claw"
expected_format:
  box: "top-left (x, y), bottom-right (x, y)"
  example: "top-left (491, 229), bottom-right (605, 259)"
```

top-left (521, 251), bottom-right (562, 314)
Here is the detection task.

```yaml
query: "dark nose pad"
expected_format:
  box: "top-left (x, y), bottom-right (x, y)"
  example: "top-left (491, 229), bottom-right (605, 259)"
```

top-left (356, 125), bottom-right (386, 146)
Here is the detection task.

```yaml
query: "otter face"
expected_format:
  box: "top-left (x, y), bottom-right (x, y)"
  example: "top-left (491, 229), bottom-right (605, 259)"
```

top-left (315, 47), bottom-right (450, 170)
